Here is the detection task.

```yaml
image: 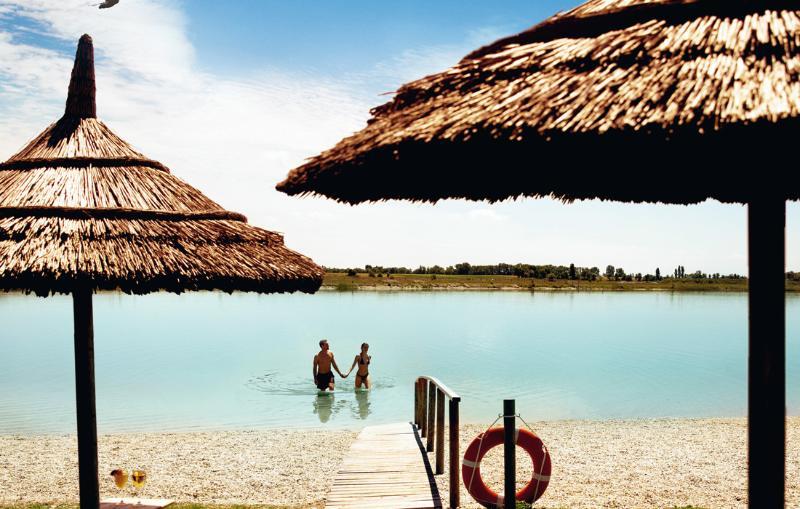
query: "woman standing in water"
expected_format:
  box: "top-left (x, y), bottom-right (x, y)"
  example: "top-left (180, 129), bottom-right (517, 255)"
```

top-left (347, 343), bottom-right (371, 389)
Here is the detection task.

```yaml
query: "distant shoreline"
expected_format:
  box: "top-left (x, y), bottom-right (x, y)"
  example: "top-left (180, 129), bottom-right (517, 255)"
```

top-left (322, 273), bottom-right (800, 292)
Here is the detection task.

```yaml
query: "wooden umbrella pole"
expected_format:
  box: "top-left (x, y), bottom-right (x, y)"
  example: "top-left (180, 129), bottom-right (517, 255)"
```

top-left (747, 198), bottom-right (785, 509)
top-left (73, 288), bottom-right (99, 509)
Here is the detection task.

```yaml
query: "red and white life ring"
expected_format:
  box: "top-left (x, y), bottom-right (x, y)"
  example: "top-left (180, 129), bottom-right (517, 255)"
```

top-left (462, 427), bottom-right (551, 508)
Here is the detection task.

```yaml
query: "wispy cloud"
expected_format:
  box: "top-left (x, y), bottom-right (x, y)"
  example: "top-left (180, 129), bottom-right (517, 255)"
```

top-left (0, 0), bottom-right (370, 221)
top-left (365, 26), bottom-right (508, 95)
top-left (0, 1), bottom-right (511, 238)
top-left (0, 1), bottom-right (774, 273)
top-left (467, 208), bottom-right (509, 223)
top-left (0, 0), bottom-right (194, 80)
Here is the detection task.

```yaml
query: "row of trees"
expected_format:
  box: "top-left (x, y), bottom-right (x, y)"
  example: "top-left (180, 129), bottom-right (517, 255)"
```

top-left (327, 263), bottom-right (602, 280)
top-left (326, 263), bottom-right (750, 281)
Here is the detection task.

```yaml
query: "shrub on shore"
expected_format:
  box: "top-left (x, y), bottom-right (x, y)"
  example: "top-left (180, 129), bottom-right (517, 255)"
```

top-left (334, 282), bottom-right (358, 292)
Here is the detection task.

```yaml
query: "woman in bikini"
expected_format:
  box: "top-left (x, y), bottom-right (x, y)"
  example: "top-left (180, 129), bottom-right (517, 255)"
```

top-left (346, 342), bottom-right (371, 389)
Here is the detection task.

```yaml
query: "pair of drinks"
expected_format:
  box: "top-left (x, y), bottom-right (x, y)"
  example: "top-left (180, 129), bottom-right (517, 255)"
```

top-left (110, 469), bottom-right (147, 499)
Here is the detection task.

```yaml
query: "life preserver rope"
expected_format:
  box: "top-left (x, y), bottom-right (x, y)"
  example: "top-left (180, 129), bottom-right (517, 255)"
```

top-left (462, 426), bottom-right (551, 508)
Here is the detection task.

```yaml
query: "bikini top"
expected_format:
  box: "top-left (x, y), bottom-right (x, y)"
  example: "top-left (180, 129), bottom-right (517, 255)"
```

top-left (359, 354), bottom-right (370, 365)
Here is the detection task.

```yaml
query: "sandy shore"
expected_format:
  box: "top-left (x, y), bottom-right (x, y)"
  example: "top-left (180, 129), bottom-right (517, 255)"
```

top-left (0, 429), bottom-right (356, 507)
top-left (431, 418), bottom-right (800, 509)
top-left (1, 418), bottom-right (798, 508)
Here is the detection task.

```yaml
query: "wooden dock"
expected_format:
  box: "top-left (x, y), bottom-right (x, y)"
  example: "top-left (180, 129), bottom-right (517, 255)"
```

top-left (325, 422), bottom-right (442, 509)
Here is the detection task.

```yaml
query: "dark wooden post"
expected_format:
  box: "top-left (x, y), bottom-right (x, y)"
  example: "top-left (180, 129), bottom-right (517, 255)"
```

top-left (417, 379), bottom-right (424, 428)
top-left (503, 399), bottom-right (515, 509)
top-left (414, 380), bottom-right (420, 427)
top-left (449, 399), bottom-right (460, 509)
top-left (436, 388), bottom-right (445, 474)
top-left (421, 381), bottom-right (428, 438)
top-left (747, 199), bottom-right (785, 509)
top-left (73, 288), bottom-right (99, 509)
top-left (418, 380), bottom-right (425, 430)
top-left (427, 381), bottom-right (436, 452)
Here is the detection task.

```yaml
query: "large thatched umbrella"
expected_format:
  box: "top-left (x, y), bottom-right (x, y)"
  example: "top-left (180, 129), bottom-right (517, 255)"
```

top-left (0, 35), bottom-right (323, 508)
top-left (278, 1), bottom-right (793, 506)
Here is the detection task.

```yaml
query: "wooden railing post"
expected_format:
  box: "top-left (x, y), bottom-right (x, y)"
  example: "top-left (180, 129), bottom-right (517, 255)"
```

top-left (421, 381), bottom-right (428, 438)
top-left (427, 381), bottom-right (436, 452)
top-left (419, 380), bottom-right (428, 428)
top-left (414, 379), bottom-right (420, 427)
top-left (449, 398), bottom-right (460, 509)
top-left (436, 388), bottom-right (445, 474)
top-left (413, 376), bottom-right (461, 507)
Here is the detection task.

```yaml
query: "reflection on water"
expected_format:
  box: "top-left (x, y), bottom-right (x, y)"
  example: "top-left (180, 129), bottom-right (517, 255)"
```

top-left (313, 394), bottom-right (334, 423)
top-left (355, 390), bottom-right (370, 420)
top-left (311, 391), bottom-right (372, 423)
top-left (247, 372), bottom-right (393, 396)
top-left (250, 373), bottom-right (378, 423)
top-left (0, 291), bottom-right (798, 433)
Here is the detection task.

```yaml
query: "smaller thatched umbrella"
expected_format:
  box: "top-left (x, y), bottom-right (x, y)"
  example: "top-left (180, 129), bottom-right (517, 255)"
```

top-left (278, 1), bottom-right (795, 507)
top-left (0, 35), bottom-right (322, 508)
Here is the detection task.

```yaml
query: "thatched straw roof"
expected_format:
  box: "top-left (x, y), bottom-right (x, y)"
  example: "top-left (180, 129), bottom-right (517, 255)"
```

top-left (1, 35), bottom-right (323, 296)
top-left (277, 0), bottom-right (800, 204)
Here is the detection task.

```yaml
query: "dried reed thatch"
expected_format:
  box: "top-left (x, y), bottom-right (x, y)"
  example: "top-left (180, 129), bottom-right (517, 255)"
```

top-left (277, 0), bottom-right (800, 204)
top-left (1, 35), bottom-right (323, 296)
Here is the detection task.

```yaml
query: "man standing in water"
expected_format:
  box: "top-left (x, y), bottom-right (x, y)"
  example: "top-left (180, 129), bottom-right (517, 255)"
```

top-left (313, 339), bottom-right (346, 391)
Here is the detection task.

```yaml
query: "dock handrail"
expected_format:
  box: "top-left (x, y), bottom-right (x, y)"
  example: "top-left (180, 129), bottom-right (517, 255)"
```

top-left (414, 375), bottom-right (460, 508)
top-left (417, 375), bottom-right (460, 402)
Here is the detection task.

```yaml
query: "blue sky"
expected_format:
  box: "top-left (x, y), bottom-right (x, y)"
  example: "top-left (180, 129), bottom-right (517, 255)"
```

top-left (0, 0), bottom-right (796, 274)
top-left (185, 1), bottom-right (567, 76)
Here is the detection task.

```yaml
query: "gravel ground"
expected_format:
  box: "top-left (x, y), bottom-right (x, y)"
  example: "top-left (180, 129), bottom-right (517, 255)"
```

top-left (2, 418), bottom-right (797, 508)
top-left (0, 429), bottom-right (356, 507)
top-left (427, 417), bottom-right (800, 509)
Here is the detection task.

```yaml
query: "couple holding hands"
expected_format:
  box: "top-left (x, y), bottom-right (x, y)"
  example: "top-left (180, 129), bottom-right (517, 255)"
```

top-left (313, 339), bottom-right (371, 392)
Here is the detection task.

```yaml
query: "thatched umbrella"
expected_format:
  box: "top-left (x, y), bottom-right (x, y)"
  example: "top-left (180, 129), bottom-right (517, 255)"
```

top-left (0, 35), bottom-right (323, 508)
top-left (278, 1), bottom-right (793, 506)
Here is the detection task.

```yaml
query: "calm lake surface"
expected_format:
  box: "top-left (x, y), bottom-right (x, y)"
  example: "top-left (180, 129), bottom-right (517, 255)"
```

top-left (1, 291), bottom-right (798, 434)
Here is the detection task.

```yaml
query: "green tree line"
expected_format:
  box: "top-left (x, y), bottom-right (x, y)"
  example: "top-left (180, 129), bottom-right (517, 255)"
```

top-left (325, 263), bottom-right (756, 281)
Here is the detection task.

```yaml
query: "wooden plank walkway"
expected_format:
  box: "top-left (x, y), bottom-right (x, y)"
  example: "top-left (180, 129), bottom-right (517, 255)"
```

top-left (325, 422), bottom-right (442, 509)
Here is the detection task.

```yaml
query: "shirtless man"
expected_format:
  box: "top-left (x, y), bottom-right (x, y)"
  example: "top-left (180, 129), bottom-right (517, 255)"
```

top-left (313, 339), bottom-right (346, 391)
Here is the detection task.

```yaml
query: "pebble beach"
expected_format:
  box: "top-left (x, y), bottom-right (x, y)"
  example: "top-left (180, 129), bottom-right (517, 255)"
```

top-left (433, 418), bottom-right (800, 509)
top-left (2, 418), bottom-right (798, 508)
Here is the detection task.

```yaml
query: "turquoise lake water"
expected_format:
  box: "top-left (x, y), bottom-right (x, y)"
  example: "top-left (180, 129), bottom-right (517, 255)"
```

top-left (0, 291), bottom-right (797, 434)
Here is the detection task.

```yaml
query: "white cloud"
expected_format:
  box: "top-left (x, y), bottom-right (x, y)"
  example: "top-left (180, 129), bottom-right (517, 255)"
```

top-left (0, 0), bottom-right (371, 223)
top-left (0, 0), bottom-right (194, 81)
top-left (0, 1), bottom-right (793, 274)
top-left (365, 26), bottom-right (508, 94)
top-left (467, 208), bottom-right (509, 223)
